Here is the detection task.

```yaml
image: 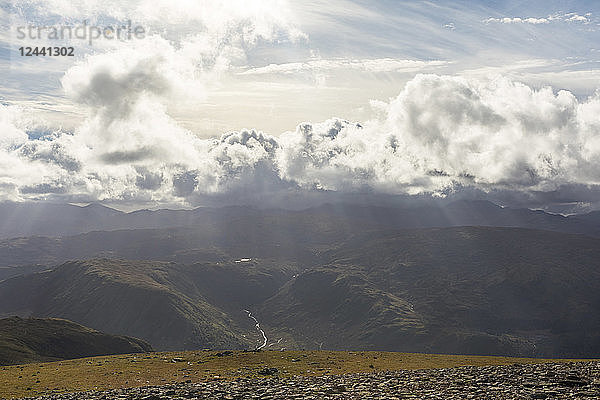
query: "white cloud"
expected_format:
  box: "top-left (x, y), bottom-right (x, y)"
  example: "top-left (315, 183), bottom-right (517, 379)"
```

top-left (9, 0), bottom-right (305, 38)
top-left (3, 1), bottom-right (600, 208)
top-left (5, 0), bottom-right (600, 139)
top-left (1, 0), bottom-right (308, 204)
top-left (2, 74), bottom-right (600, 206)
top-left (4, 0), bottom-right (310, 135)
top-left (489, 17), bottom-right (550, 24)
top-left (564, 13), bottom-right (592, 23)
top-left (0, 106), bottom-right (28, 148)
top-left (239, 59), bottom-right (448, 76)
top-left (485, 13), bottom-right (592, 25)
top-left (275, 75), bottom-right (600, 194)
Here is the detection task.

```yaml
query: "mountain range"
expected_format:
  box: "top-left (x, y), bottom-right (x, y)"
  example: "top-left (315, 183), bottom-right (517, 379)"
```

top-left (2, 200), bottom-right (600, 277)
top-left (1, 200), bottom-right (599, 358)
top-left (1, 200), bottom-right (599, 241)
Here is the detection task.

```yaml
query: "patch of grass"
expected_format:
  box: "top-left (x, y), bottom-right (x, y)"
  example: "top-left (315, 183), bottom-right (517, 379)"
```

top-left (0, 350), bottom-right (595, 399)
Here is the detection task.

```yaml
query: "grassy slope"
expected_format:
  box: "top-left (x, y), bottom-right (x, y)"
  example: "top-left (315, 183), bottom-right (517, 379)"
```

top-left (0, 350), bottom-right (595, 399)
top-left (0, 317), bottom-right (152, 366)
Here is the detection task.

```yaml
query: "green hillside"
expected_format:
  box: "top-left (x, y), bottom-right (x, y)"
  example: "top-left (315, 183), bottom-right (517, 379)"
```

top-left (0, 317), bottom-right (151, 365)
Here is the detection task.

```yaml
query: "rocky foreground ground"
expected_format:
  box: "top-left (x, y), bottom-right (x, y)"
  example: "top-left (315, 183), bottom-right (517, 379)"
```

top-left (14, 361), bottom-right (600, 400)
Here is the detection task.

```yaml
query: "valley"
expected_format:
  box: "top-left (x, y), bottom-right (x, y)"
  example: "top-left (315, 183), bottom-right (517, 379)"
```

top-left (1, 204), bottom-right (599, 359)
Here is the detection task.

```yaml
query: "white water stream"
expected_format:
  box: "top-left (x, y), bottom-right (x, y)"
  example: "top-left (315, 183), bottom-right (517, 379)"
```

top-left (244, 309), bottom-right (267, 350)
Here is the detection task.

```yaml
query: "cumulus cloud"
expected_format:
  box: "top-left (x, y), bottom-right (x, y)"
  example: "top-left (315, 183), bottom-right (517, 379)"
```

top-left (368, 75), bottom-right (597, 191)
top-left (0, 0), bottom-right (305, 204)
top-left (273, 75), bottom-right (600, 195)
top-left (9, 0), bottom-right (600, 209)
top-left (2, 73), bottom-right (600, 208)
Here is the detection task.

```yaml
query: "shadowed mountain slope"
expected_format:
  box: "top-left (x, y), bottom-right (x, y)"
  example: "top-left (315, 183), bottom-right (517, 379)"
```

top-left (261, 227), bottom-right (600, 357)
top-left (0, 259), bottom-right (296, 351)
top-left (0, 316), bottom-right (151, 365)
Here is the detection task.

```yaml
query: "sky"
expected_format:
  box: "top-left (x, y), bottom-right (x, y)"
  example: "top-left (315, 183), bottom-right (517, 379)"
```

top-left (1, 0), bottom-right (600, 212)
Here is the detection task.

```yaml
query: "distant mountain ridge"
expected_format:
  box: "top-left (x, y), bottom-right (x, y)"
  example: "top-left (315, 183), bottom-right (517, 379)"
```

top-left (0, 200), bottom-right (599, 241)
top-left (1, 200), bottom-right (600, 275)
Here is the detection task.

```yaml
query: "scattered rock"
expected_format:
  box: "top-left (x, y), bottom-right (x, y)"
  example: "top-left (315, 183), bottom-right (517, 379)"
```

top-left (257, 367), bottom-right (278, 376)
top-left (530, 393), bottom-right (547, 399)
top-left (559, 379), bottom-right (588, 387)
top-left (140, 395), bottom-right (161, 400)
top-left (13, 361), bottom-right (600, 400)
